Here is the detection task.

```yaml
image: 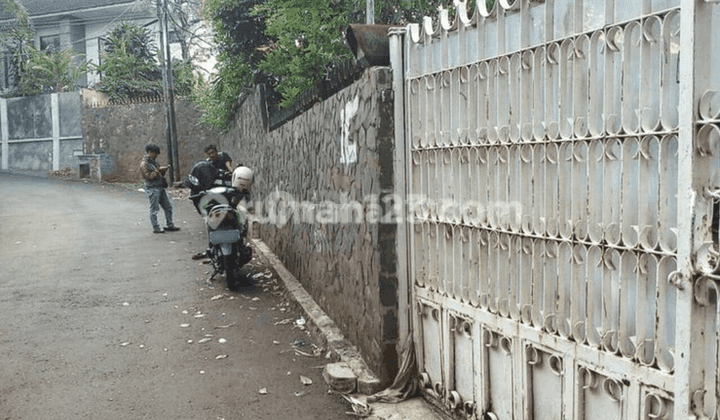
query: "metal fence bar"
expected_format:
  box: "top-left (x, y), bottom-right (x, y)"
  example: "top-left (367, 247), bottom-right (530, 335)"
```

top-left (397, 0), bottom-right (711, 418)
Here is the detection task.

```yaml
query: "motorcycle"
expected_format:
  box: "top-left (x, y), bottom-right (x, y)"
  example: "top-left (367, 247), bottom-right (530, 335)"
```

top-left (186, 161), bottom-right (254, 290)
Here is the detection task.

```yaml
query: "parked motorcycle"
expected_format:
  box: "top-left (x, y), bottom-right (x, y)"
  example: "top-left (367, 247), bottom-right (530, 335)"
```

top-left (186, 161), bottom-right (254, 290)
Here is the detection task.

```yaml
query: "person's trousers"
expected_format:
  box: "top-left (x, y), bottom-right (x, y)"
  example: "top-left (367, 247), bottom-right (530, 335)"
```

top-left (145, 187), bottom-right (174, 231)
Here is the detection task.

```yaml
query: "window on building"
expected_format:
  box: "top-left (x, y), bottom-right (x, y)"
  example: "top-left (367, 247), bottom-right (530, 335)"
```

top-left (40, 35), bottom-right (60, 52)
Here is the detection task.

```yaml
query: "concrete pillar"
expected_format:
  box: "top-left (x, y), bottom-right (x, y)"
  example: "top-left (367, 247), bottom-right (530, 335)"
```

top-left (52, 93), bottom-right (60, 171)
top-left (1, 98), bottom-right (7, 170)
top-left (388, 28), bottom-right (410, 348)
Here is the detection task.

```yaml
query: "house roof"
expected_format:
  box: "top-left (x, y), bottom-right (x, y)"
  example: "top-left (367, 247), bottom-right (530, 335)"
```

top-left (1, 0), bottom-right (154, 23)
top-left (21, 0), bottom-right (139, 17)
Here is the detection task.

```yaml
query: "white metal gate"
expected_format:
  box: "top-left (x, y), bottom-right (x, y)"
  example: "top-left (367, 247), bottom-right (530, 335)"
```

top-left (388, 0), bottom-right (720, 418)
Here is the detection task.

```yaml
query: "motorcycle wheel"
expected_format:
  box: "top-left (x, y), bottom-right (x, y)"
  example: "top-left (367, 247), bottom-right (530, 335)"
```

top-left (222, 253), bottom-right (240, 291)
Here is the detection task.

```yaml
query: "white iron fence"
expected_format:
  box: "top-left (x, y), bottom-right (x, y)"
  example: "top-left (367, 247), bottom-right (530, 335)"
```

top-left (389, 0), bottom-right (720, 418)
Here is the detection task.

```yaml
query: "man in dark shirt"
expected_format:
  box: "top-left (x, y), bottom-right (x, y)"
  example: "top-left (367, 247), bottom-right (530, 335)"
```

top-left (191, 144), bottom-right (235, 260)
top-left (204, 144), bottom-right (234, 173)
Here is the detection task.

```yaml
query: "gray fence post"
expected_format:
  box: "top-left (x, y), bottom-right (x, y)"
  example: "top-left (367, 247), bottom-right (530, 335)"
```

top-left (52, 93), bottom-right (60, 171)
top-left (1, 98), bottom-right (7, 170)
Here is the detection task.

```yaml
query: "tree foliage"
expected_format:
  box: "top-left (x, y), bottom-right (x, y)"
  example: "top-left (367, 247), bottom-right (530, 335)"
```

top-left (93, 22), bottom-right (163, 98)
top-left (19, 46), bottom-right (90, 95)
top-left (93, 22), bottom-right (194, 100)
top-left (198, 0), bottom-right (459, 129)
top-left (0, 0), bottom-right (33, 96)
top-left (196, 0), bottom-right (268, 129)
top-left (252, 0), bottom-right (352, 108)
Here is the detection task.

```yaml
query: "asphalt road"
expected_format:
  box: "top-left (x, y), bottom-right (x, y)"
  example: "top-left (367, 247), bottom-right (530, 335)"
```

top-left (0, 173), bottom-right (354, 420)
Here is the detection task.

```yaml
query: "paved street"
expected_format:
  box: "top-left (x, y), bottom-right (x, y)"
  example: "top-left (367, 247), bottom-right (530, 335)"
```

top-left (0, 173), bottom-right (354, 419)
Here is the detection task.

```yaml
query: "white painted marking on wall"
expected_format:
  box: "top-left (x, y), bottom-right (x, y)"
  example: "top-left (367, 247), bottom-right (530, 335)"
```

top-left (340, 95), bottom-right (359, 164)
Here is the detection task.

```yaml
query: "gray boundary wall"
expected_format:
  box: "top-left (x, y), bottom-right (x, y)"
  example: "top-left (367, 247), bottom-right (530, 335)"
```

top-left (0, 92), bottom-right (83, 172)
top-left (221, 68), bottom-right (399, 385)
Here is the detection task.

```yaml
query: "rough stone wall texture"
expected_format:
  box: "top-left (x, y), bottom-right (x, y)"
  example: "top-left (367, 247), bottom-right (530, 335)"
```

top-left (80, 98), bottom-right (218, 182)
top-left (220, 68), bottom-right (399, 384)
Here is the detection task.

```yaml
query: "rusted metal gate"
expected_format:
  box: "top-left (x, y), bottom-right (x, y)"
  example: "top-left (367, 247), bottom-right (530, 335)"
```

top-left (388, 0), bottom-right (720, 418)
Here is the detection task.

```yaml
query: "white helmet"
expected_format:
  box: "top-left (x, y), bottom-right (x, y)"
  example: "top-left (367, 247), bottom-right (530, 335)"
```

top-left (232, 166), bottom-right (254, 191)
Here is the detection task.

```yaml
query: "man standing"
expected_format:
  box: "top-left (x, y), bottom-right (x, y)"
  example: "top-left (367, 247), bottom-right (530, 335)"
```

top-left (140, 144), bottom-right (180, 234)
top-left (204, 144), bottom-right (234, 172)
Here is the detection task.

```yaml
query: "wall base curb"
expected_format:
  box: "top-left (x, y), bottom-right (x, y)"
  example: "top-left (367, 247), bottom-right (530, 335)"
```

top-left (250, 238), bottom-right (383, 395)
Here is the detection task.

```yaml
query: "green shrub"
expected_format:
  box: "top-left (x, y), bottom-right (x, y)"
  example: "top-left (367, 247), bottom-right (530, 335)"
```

top-left (19, 46), bottom-right (89, 95)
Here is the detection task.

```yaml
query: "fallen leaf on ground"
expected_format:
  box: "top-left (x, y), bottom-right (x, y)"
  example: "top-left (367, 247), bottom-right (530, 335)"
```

top-left (342, 395), bottom-right (372, 417)
top-left (300, 375), bottom-right (313, 385)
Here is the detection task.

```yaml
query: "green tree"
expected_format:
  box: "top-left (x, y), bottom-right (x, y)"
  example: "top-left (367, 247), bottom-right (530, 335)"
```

top-left (93, 21), bottom-right (194, 100)
top-left (196, 0), bottom-right (268, 130)
top-left (172, 57), bottom-right (195, 97)
top-left (198, 0), bottom-right (456, 129)
top-left (93, 22), bottom-right (163, 98)
top-left (0, 0), bottom-right (34, 96)
top-left (253, 0), bottom-right (352, 108)
top-left (19, 46), bottom-right (90, 95)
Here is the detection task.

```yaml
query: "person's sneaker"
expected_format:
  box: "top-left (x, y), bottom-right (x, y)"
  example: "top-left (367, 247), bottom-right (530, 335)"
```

top-left (192, 251), bottom-right (208, 260)
top-left (165, 226), bottom-right (180, 232)
top-left (153, 229), bottom-right (166, 234)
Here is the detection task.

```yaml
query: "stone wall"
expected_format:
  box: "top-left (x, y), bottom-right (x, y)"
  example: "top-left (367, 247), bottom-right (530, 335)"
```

top-left (220, 68), bottom-right (399, 385)
top-left (81, 96), bottom-right (218, 183)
